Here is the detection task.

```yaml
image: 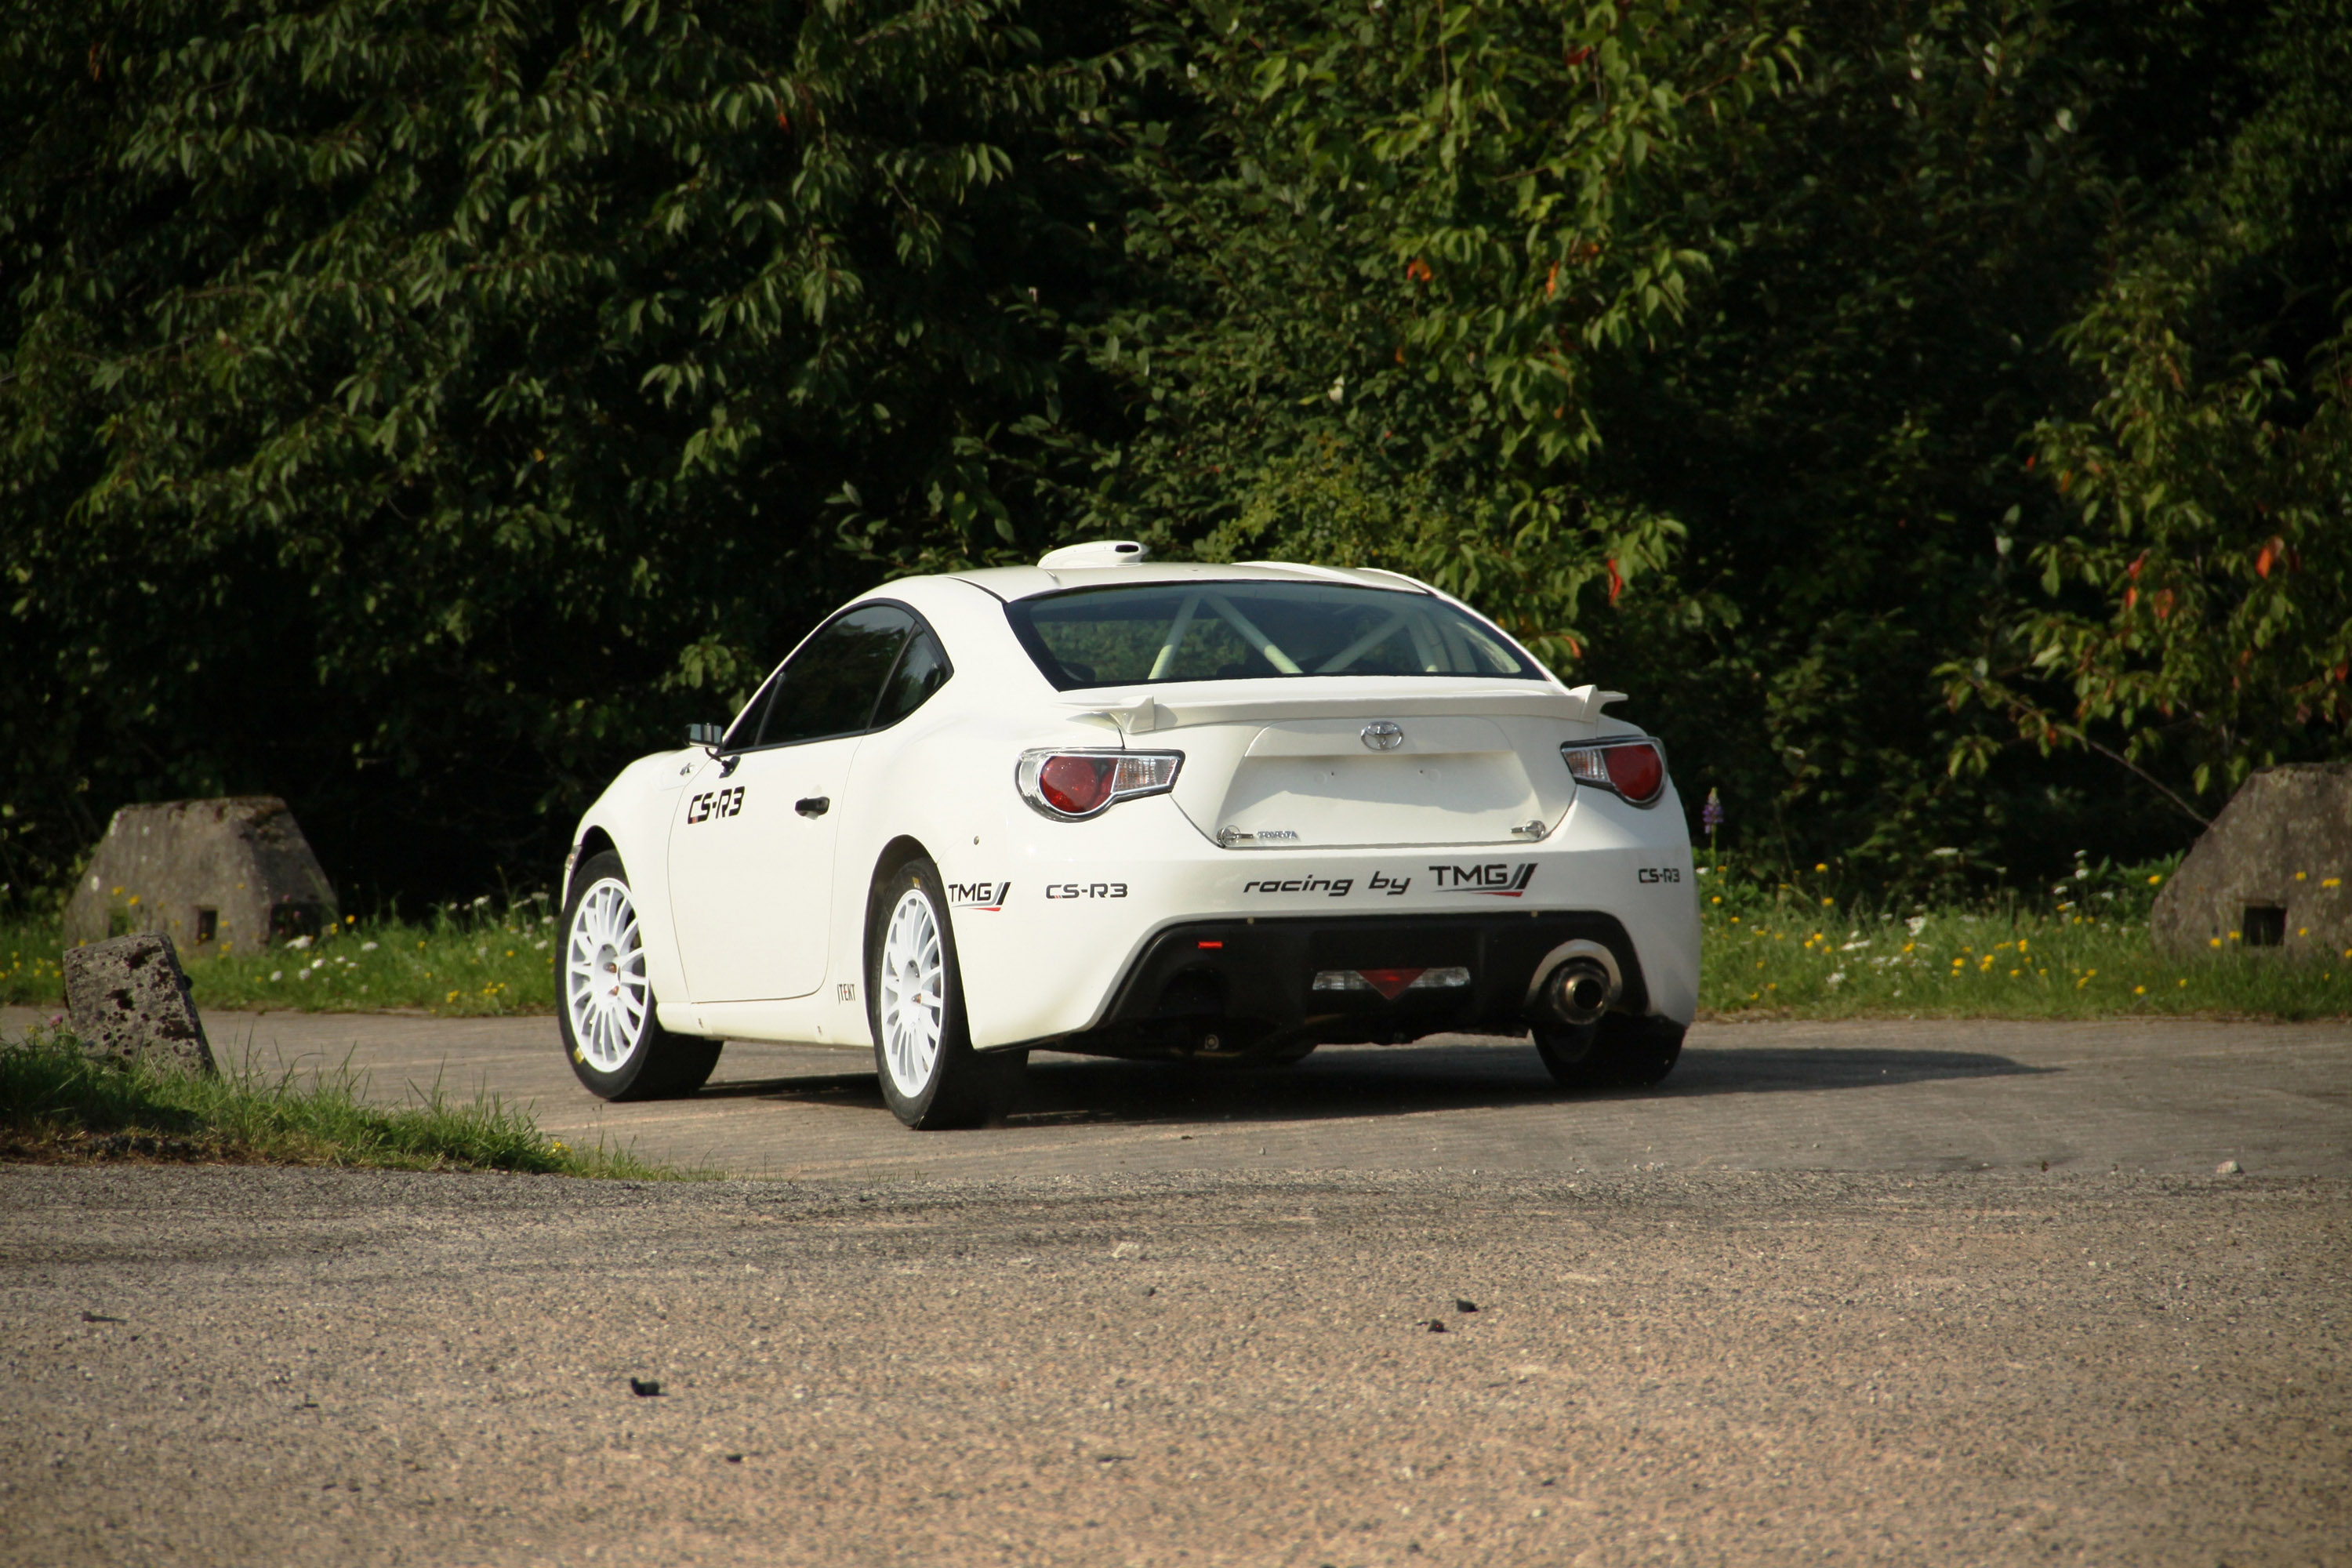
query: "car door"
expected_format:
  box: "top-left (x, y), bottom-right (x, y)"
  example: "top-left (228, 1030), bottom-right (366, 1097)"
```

top-left (667, 604), bottom-right (916, 1002)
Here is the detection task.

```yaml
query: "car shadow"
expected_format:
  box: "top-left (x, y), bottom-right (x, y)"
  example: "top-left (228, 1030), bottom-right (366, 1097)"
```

top-left (691, 1038), bottom-right (2052, 1130)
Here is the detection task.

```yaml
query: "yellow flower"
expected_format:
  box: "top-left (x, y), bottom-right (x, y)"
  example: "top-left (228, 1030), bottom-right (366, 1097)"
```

top-left (2134, 985), bottom-right (2146, 995)
top-left (1814, 862), bottom-right (1828, 873)
top-left (2147, 873), bottom-right (2162, 884)
top-left (1711, 895), bottom-right (1722, 904)
top-left (2209, 937), bottom-right (2223, 949)
top-left (2299, 927), bottom-right (2309, 938)
top-left (2325, 878), bottom-right (2343, 889)
top-left (2178, 978), bottom-right (2188, 988)
top-left (2228, 931), bottom-right (2240, 942)
top-left (1821, 897), bottom-right (1834, 906)
top-left (445, 989), bottom-right (460, 1003)
top-left (2009, 968), bottom-right (2020, 977)
top-left (2296, 871), bottom-right (2307, 880)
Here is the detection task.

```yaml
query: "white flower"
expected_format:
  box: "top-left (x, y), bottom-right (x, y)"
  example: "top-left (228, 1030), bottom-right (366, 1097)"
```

top-left (1905, 916), bottom-right (1927, 935)
top-left (1841, 938), bottom-right (1871, 951)
top-left (1826, 971), bottom-right (1846, 988)
top-left (361, 942), bottom-right (379, 953)
top-left (534, 939), bottom-right (550, 951)
top-left (472, 895), bottom-right (492, 906)
top-left (296, 967), bottom-right (312, 980)
top-left (269, 970), bottom-right (284, 982)
top-left (286, 935), bottom-right (313, 950)
top-left (542, 916), bottom-right (555, 926)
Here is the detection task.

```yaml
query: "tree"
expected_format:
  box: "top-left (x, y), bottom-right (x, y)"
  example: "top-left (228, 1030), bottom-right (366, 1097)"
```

top-left (0, 0), bottom-right (1131, 902)
top-left (1945, 0), bottom-right (2352, 815)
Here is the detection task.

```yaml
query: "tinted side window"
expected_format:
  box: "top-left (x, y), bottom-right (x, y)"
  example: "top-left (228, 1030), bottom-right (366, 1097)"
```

top-left (873, 629), bottom-right (951, 728)
top-left (759, 606), bottom-right (914, 746)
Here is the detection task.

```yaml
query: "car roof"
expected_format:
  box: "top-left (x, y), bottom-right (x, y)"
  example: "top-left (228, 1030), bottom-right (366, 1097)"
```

top-left (943, 561), bottom-right (1435, 602)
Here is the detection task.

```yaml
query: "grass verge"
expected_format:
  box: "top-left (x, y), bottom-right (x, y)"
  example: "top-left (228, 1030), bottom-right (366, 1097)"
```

top-left (0, 1026), bottom-right (682, 1177)
top-left (1696, 852), bottom-right (2352, 1020)
top-left (3, 894), bottom-right (559, 1015)
top-left (8, 858), bottom-right (2350, 1023)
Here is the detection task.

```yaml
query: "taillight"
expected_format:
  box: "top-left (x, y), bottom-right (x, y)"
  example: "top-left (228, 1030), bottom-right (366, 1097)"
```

top-left (1016, 749), bottom-right (1183, 821)
top-left (1560, 737), bottom-right (1668, 807)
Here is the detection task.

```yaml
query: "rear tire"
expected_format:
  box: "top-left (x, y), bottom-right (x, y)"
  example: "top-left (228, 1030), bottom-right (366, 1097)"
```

top-left (1531, 1020), bottom-right (1611, 1090)
top-left (869, 855), bottom-right (1021, 1129)
top-left (559, 852), bottom-right (722, 1101)
top-left (1608, 1014), bottom-right (1686, 1087)
top-left (1532, 1013), bottom-right (1685, 1090)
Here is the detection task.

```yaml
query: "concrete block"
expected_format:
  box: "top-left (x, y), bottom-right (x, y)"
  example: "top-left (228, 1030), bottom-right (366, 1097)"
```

top-left (2150, 763), bottom-right (2352, 959)
top-left (63, 797), bottom-right (337, 953)
top-left (61, 932), bottom-right (216, 1075)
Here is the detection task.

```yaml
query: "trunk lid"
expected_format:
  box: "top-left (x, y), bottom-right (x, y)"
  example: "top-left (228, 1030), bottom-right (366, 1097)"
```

top-left (1125, 683), bottom-right (1592, 850)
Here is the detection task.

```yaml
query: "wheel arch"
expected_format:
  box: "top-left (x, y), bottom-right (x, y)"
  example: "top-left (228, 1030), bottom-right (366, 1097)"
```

top-left (565, 825), bottom-right (619, 906)
top-left (863, 835), bottom-right (936, 935)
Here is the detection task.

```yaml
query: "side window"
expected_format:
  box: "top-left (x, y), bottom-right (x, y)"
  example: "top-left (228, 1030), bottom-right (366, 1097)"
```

top-left (757, 605), bottom-right (915, 747)
top-left (872, 628), bottom-right (952, 728)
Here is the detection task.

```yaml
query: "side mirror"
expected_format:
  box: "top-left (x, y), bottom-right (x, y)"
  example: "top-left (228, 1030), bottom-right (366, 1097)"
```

top-left (686, 722), bottom-right (724, 747)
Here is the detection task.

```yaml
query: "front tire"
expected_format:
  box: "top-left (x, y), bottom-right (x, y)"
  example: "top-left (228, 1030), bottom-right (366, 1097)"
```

top-left (559, 852), bottom-right (721, 1101)
top-left (869, 855), bottom-right (1020, 1130)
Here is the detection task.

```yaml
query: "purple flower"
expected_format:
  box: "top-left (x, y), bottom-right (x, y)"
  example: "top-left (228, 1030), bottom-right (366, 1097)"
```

top-left (1701, 787), bottom-right (1723, 833)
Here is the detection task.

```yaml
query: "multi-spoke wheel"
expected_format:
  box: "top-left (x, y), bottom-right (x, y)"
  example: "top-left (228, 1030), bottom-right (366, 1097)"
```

top-left (868, 855), bottom-right (1022, 1129)
top-left (557, 851), bottom-right (721, 1101)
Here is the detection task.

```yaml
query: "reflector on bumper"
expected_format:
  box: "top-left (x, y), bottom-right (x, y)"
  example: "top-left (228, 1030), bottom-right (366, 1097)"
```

top-left (1312, 966), bottom-right (1472, 1000)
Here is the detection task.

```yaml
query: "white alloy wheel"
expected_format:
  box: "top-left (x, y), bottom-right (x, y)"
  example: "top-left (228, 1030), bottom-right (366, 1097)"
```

top-left (878, 887), bottom-right (946, 1098)
top-left (565, 877), bottom-right (651, 1072)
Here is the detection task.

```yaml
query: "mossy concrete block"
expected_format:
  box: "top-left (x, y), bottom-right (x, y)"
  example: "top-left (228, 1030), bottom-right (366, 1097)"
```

top-left (61, 932), bottom-right (216, 1075)
top-left (63, 797), bottom-right (337, 953)
top-left (2150, 763), bottom-right (2352, 960)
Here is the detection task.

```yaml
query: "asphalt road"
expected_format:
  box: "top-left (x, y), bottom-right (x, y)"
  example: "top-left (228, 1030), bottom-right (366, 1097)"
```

top-left (7, 1005), bottom-right (2347, 1181)
top-left (2, 1011), bottom-right (2347, 1565)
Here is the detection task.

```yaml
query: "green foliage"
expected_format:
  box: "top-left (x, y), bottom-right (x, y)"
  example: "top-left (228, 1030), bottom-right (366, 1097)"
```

top-left (1944, 0), bottom-right (2352, 808)
top-left (1073, 0), bottom-right (1790, 662)
top-left (2, 0), bottom-right (2345, 909)
top-left (0, 1025), bottom-right (679, 1174)
top-left (0, 0), bottom-right (1131, 898)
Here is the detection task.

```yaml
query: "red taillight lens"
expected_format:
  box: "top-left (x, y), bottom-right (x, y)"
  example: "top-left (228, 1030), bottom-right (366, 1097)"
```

top-left (1561, 737), bottom-right (1668, 805)
top-left (1037, 754), bottom-right (1116, 815)
top-left (1602, 741), bottom-right (1664, 804)
top-left (1017, 749), bottom-right (1184, 820)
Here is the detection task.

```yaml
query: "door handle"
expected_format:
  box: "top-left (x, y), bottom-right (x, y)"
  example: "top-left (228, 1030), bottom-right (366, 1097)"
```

top-left (796, 796), bottom-right (830, 818)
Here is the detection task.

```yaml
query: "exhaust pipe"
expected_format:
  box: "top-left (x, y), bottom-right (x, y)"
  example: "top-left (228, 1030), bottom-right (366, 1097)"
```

top-left (1542, 959), bottom-right (1616, 1026)
top-left (1529, 939), bottom-right (1623, 1027)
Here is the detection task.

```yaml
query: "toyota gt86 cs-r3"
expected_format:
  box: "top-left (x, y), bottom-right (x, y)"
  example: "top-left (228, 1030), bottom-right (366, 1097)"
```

top-left (556, 540), bottom-right (1700, 1128)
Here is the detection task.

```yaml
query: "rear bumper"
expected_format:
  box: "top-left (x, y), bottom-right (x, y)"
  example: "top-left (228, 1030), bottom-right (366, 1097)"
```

top-left (1091, 910), bottom-right (1647, 1046)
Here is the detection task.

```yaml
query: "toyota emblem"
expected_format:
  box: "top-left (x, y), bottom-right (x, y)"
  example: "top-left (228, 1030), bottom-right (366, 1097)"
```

top-left (1360, 721), bottom-right (1404, 752)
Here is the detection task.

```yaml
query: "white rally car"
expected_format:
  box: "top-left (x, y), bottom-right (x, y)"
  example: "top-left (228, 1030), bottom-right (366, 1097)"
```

top-left (557, 543), bottom-right (1700, 1127)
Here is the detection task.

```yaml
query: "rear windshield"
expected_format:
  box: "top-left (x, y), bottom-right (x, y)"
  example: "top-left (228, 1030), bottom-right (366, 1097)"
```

top-left (1005, 581), bottom-right (1544, 689)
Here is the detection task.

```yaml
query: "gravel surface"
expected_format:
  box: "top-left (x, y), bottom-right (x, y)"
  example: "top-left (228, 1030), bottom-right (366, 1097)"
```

top-left (3, 1163), bottom-right (2345, 1567)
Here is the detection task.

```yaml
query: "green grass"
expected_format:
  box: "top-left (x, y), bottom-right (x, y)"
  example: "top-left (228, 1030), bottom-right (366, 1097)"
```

top-left (0, 1024), bottom-right (683, 1176)
top-left (7, 858), bottom-right (2348, 1025)
top-left (2, 894), bottom-right (559, 1015)
top-left (1695, 852), bottom-right (2352, 1021)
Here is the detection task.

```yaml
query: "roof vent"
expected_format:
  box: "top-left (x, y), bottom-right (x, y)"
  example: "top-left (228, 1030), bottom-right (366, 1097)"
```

top-left (1038, 539), bottom-right (1150, 569)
